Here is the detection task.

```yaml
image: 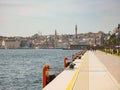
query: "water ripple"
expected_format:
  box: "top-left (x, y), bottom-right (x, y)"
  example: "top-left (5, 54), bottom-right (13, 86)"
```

top-left (0, 49), bottom-right (79, 90)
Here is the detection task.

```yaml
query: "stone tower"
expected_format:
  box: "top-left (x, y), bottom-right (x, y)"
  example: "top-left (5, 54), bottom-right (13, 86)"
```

top-left (54, 30), bottom-right (57, 48)
top-left (75, 24), bottom-right (77, 39)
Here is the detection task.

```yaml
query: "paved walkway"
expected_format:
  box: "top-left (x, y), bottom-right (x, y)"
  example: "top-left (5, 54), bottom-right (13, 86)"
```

top-left (42, 50), bottom-right (120, 90)
top-left (73, 51), bottom-right (120, 90)
top-left (73, 51), bottom-right (89, 90)
top-left (94, 50), bottom-right (120, 86)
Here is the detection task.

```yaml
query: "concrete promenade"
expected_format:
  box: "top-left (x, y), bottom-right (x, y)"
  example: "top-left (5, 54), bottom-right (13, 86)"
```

top-left (73, 51), bottom-right (120, 90)
top-left (42, 50), bottom-right (120, 90)
top-left (94, 51), bottom-right (120, 85)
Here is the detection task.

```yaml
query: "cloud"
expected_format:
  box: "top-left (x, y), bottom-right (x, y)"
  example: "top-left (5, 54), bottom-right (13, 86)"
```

top-left (0, 0), bottom-right (99, 19)
top-left (0, 0), bottom-right (120, 36)
top-left (18, 4), bottom-right (56, 17)
top-left (0, 0), bottom-right (91, 17)
top-left (96, 0), bottom-right (120, 15)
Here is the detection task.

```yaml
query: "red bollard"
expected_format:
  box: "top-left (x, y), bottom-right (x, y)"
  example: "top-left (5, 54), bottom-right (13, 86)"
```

top-left (72, 53), bottom-right (74, 61)
top-left (42, 64), bottom-right (50, 88)
top-left (64, 57), bottom-right (68, 68)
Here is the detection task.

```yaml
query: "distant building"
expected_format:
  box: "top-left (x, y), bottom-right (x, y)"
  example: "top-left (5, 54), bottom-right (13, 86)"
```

top-left (70, 45), bottom-right (89, 50)
top-left (5, 39), bottom-right (20, 49)
top-left (0, 40), bottom-right (6, 48)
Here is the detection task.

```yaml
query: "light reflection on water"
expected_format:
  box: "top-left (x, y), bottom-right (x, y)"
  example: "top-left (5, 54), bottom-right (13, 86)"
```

top-left (0, 49), bottom-right (79, 90)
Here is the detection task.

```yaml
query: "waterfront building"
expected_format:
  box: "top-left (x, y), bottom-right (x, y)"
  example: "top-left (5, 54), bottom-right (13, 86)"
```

top-left (5, 39), bottom-right (20, 49)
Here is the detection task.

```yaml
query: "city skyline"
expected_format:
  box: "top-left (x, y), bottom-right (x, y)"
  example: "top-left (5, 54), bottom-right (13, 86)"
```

top-left (0, 0), bottom-right (120, 36)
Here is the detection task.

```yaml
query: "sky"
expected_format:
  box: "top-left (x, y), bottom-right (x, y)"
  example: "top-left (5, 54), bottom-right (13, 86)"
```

top-left (0, 0), bottom-right (120, 36)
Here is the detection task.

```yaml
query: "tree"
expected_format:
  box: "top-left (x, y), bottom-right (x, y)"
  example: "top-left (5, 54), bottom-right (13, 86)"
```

top-left (108, 34), bottom-right (116, 47)
top-left (20, 40), bottom-right (28, 48)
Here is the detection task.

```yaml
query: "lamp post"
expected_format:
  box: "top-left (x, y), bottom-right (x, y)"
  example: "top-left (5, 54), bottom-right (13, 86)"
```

top-left (116, 32), bottom-right (120, 46)
top-left (115, 32), bottom-right (120, 54)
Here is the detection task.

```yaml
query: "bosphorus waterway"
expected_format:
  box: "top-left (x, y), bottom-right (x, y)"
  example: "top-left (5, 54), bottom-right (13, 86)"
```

top-left (0, 49), bottom-right (79, 90)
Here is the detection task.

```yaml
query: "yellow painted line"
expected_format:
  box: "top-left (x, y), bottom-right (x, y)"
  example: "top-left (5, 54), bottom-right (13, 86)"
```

top-left (66, 63), bottom-right (82, 90)
top-left (66, 52), bottom-right (88, 90)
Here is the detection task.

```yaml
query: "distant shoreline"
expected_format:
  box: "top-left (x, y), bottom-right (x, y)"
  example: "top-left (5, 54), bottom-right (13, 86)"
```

top-left (0, 48), bottom-right (82, 50)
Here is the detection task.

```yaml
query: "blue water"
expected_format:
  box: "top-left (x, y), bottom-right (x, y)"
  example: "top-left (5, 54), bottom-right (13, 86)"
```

top-left (0, 49), bottom-right (79, 90)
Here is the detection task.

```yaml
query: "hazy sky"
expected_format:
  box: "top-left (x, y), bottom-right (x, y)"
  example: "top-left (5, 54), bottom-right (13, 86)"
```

top-left (0, 0), bottom-right (120, 36)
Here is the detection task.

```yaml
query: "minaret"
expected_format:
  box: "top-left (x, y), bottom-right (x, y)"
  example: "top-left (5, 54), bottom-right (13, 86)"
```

top-left (54, 30), bottom-right (57, 48)
top-left (55, 30), bottom-right (57, 37)
top-left (75, 24), bottom-right (77, 39)
top-left (118, 24), bottom-right (120, 29)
